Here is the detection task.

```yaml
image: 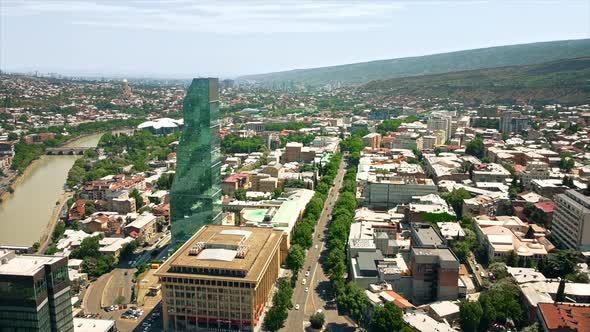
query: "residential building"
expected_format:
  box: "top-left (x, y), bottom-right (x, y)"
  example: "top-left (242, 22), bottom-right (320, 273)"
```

top-left (410, 223), bottom-right (445, 247)
top-left (417, 135), bottom-right (437, 151)
top-left (552, 189), bottom-right (590, 251)
top-left (521, 161), bottom-right (550, 190)
top-left (392, 132), bottom-right (419, 150)
top-left (499, 110), bottom-right (530, 134)
top-left (170, 78), bottom-right (222, 243)
top-left (474, 215), bottom-right (550, 261)
top-left (222, 173), bottom-right (250, 196)
top-left (537, 303), bottom-right (590, 332)
top-left (155, 225), bottom-right (283, 331)
top-left (404, 311), bottom-right (455, 332)
top-left (410, 247), bottom-right (460, 305)
top-left (361, 177), bottom-right (437, 210)
top-left (124, 213), bottom-right (158, 242)
top-left (0, 250), bottom-right (74, 332)
top-left (404, 194), bottom-right (455, 223)
top-left (471, 163), bottom-right (511, 183)
top-left (362, 133), bottom-right (382, 149)
top-left (427, 112), bottom-right (452, 141)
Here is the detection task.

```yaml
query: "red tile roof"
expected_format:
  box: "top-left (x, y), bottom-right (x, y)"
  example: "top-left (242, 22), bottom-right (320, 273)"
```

top-left (223, 173), bottom-right (248, 183)
top-left (535, 201), bottom-right (555, 214)
top-left (383, 290), bottom-right (414, 310)
top-left (538, 303), bottom-right (590, 332)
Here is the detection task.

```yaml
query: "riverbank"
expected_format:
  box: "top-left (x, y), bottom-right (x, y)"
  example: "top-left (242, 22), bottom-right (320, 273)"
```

top-left (0, 129), bottom-right (119, 203)
top-left (37, 191), bottom-right (73, 253)
top-left (0, 157), bottom-right (43, 204)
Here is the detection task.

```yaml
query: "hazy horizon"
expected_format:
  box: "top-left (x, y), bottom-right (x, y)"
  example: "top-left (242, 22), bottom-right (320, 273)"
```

top-left (1, 0), bottom-right (589, 79)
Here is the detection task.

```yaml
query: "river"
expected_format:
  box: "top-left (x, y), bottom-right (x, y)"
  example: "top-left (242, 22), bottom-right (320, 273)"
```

top-left (0, 133), bottom-right (106, 246)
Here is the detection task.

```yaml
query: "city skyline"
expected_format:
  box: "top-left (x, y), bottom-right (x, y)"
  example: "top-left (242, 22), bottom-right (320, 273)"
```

top-left (1, 0), bottom-right (589, 78)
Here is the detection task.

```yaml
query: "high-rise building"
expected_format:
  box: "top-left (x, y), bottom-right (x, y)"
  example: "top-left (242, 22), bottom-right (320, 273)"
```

top-left (171, 78), bottom-right (222, 243)
top-left (155, 225), bottom-right (284, 332)
top-left (427, 112), bottom-right (452, 142)
top-left (0, 250), bottom-right (74, 331)
top-left (121, 79), bottom-right (132, 97)
top-left (552, 189), bottom-right (590, 251)
top-left (499, 110), bottom-right (530, 133)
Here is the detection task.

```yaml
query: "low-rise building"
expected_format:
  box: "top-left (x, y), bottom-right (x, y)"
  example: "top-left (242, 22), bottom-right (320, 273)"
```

top-left (124, 213), bottom-right (158, 242)
top-left (474, 215), bottom-right (550, 262)
top-left (73, 318), bottom-right (116, 332)
top-left (537, 303), bottom-right (590, 332)
top-left (471, 163), bottom-right (511, 183)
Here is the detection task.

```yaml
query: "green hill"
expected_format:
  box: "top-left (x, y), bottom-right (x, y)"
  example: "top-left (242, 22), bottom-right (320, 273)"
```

top-left (359, 57), bottom-right (590, 105)
top-left (238, 39), bottom-right (590, 87)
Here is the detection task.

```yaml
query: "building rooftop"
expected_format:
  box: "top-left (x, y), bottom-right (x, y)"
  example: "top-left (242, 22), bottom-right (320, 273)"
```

top-left (156, 225), bottom-right (283, 283)
top-left (538, 303), bottom-right (590, 332)
top-left (0, 253), bottom-right (64, 276)
top-left (411, 247), bottom-right (459, 265)
top-left (73, 318), bottom-right (115, 332)
top-left (429, 301), bottom-right (460, 319)
top-left (357, 251), bottom-right (384, 272)
top-left (404, 310), bottom-right (455, 332)
top-left (381, 290), bottom-right (414, 310)
top-left (125, 213), bottom-right (156, 230)
top-left (412, 223), bottom-right (444, 247)
top-left (437, 222), bottom-right (465, 240)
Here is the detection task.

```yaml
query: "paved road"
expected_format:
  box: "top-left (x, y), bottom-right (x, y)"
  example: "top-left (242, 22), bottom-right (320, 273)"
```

top-left (282, 158), bottom-right (355, 332)
top-left (83, 273), bottom-right (112, 314)
top-left (103, 268), bottom-right (135, 306)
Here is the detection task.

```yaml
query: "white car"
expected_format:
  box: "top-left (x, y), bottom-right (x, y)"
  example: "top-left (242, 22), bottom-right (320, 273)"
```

top-left (295, 304), bottom-right (300, 310)
top-left (305, 271), bottom-right (310, 277)
top-left (305, 287), bottom-right (309, 293)
top-left (302, 279), bottom-right (306, 285)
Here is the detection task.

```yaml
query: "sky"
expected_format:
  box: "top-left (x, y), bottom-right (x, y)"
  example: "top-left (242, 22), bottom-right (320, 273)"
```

top-left (1, 0), bottom-right (589, 78)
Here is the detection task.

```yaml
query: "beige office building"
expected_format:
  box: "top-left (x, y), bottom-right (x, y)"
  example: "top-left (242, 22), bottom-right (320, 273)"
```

top-left (156, 225), bottom-right (283, 331)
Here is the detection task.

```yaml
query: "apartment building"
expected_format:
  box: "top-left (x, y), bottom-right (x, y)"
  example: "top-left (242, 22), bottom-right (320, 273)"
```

top-left (362, 133), bottom-right (382, 150)
top-left (552, 189), bottom-right (590, 251)
top-left (427, 112), bottom-right (452, 141)
top-left (156, 225), bottom-right (283, 331)
top-left (0, 251), bottom-right (74, 332)
top-left (410, 247), bottom-right (460, 305)
top-left (471, 163), bottom-right (511, 183)
top-left (521, 161), bottom-right (550, 190)
top-left (361, 177), bottom-right (437, 210)
top-left (499, 110), bottom-right (530, 134)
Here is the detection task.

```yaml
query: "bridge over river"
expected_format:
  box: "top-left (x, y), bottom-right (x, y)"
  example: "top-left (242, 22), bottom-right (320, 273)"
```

top-left (45, 147), bottom-right (96, 155)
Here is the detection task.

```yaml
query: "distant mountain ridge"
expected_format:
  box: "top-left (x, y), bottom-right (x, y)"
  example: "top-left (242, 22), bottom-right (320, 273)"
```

top-left (238, 39), bottom-right (590, 87)
top-left (359, 57), bottom-right (590, 105)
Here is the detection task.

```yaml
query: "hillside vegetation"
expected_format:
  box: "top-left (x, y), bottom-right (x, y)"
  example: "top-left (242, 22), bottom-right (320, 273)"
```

top-left (360, 57), bottom-right (590, 105)
top-left (238, 39), bottom-right (590, 87)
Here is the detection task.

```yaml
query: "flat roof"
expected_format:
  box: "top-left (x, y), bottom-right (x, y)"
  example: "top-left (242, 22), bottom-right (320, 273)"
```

top-left (0, 255), bottom-right (64, 277)
top-left (413, 224), bottom-right (444, 246)
top-left (73, 318), bottom-right (115, 332)
top-left (357, 251), bottom-right (384, 272)
top-left (156, 225), bottom-right (283, 283)
top-left (412, 247), bottom-right (459, 264)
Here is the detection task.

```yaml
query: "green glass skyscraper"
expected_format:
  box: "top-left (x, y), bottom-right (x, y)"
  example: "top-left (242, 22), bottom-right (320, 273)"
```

top-left (170, 78), bottom-right (222, 243)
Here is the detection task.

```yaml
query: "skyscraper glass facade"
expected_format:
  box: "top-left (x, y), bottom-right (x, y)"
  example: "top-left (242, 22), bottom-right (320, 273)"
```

top-left (0, 254), bottom-right (73, 332)
top-left (170, 78), bottom-right (222, 243)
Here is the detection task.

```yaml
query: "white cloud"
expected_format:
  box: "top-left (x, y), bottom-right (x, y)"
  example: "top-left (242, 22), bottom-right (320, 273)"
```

top-left (1, 0), bottom-right (405, 34)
